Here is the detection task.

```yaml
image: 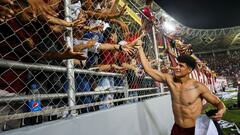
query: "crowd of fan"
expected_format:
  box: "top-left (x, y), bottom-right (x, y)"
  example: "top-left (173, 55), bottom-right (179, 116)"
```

top-left (199, 50), bottom-right (240, 86)
top-left (0, 0), bottom-right (159, 131)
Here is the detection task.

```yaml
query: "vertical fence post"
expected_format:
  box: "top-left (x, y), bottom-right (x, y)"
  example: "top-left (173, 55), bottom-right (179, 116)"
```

top-left (64, 0), bottom-right (76, 115)
top-left (152, 26), bottom-right (164, 93)
top-left (123, 75), bottom-right (129, 103)
top-left (152, 26), bottom-right (160, 70)
top-left (238, 82), bottom-right (240, 108)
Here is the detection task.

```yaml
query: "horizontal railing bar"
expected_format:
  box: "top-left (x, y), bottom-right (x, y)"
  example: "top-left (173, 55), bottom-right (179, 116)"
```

top-left (0, 59), bottom-right (123, 76)
top-left (0, 87), bottom-right (161, 102)
top-left (128, 87), bottom-right (159, 92)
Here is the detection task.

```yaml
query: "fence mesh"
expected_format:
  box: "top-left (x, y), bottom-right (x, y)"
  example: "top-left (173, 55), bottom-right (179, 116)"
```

top-left (0, 0), bottom-right (164, 132)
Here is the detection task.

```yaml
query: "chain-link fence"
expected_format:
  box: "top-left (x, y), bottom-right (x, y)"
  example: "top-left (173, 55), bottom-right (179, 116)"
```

top-left (0, 0), bottom-right (166, 132)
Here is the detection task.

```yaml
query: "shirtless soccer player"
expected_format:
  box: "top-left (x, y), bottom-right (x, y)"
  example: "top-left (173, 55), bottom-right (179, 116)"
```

top-left (135, 43), bottom-right (226, 135)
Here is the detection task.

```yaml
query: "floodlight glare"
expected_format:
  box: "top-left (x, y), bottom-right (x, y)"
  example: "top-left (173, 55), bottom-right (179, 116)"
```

top-left (162, 21), bottom-right (176, 33)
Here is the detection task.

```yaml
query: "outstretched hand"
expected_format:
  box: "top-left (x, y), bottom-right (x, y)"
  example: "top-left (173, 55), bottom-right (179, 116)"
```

top-left (70, 11), bottom-right (87, 27)
top-left (0, 0), bottom-right (14, 22)
top-left (112, 64), bottom-right (127, 73)
top-left (121, 45), bottom-right (135, 56)
top-left (0, 0), bottom-right (14, 4)
top-left (132, 40), bottom-right (144, 50)
top-left (62, 48), bottom-right (87, 60)
top-left (110, 19), bottom-right (130, 38)
top-left (27, 0), bottom-right (58, 18)
top-left (71, 18), bottom-right (86, 27)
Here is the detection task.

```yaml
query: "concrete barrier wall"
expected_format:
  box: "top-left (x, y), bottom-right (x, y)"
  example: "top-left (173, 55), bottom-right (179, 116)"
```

top-left (1, 95), bottom-right (174, 135)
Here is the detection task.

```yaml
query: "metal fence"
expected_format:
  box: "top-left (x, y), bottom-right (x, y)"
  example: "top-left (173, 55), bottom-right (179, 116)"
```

top-left (0, 0), bottom-right (166, 132)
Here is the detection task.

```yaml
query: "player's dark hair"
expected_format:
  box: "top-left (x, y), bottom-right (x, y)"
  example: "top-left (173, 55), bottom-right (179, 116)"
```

top-left (177, 54), bottom-right (196, 70)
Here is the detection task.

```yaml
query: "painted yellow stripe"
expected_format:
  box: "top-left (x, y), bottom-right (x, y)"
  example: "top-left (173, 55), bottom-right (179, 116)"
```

top-left (118, 0), bottom-right (142, 25)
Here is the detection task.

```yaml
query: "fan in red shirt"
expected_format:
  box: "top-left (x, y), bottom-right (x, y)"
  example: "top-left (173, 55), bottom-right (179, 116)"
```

top-left (142, 0), bottom-right (155, 32)
top-left (99, 27), bottom-right (117, 65)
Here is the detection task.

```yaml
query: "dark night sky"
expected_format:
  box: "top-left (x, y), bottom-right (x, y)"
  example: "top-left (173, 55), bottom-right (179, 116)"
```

top-left (154, 0), bottom-right (240, 29)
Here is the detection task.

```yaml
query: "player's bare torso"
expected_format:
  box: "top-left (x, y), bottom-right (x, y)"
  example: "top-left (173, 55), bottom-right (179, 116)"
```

top-left (169, 79), bottom-right (203, 128)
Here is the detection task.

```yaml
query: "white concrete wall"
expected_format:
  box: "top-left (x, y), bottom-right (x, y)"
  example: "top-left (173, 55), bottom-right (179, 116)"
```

top-left (1, 95), bottom-right (174, 135)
